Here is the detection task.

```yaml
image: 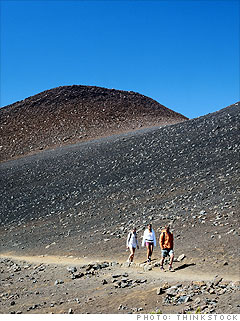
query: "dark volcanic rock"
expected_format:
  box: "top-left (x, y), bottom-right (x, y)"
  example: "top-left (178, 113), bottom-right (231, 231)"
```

top-left (0, 102), bottom-right (239, 265)
top-left (0, 85), bottom-right (187, 162)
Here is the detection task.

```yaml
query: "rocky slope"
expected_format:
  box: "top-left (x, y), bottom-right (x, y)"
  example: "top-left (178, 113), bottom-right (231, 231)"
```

top-left (0, 85), bottom-right (187, 162)
top-left (0, 102), bottom-right (239, 271)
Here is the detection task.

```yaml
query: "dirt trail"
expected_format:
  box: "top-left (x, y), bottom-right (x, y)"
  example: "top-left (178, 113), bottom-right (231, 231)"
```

top-left (1, 252), bottom-right (239, 283)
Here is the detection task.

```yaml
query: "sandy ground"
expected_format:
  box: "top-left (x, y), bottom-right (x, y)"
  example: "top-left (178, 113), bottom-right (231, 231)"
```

top-left (0, 252), bottom-right (239, 315)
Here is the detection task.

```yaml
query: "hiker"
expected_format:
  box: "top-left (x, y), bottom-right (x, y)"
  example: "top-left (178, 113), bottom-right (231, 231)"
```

top-left (142, 223), bottom-right (156, 262)
top-left (126, 227), bottom-right (139, 263)
top-left (159, 224), bottom-right (174, 270)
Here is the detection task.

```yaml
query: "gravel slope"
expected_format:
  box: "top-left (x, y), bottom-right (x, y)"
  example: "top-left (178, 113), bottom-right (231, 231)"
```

top-left (0, 102), bottom-right (239, 276)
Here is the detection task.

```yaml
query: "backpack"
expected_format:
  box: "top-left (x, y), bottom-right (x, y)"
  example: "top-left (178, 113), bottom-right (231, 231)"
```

top-left (128, 232), bottom-right (137, 244)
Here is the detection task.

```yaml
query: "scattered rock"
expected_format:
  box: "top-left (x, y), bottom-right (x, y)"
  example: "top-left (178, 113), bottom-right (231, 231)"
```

top-left (67, 266), bottom-right (77, 273)
top-left (213, 276), bottom-right (223, 286)
top-left (177, 254), bottom-right (186, 262)
top-left (54, 279), bottom-right (64, 285)
top-left (157, 287), bottom-right (164, 295)
top-left (177, 295), bottom-right (191, 304)
top-left (112, 274), bottom-right (121, 278)
top-left (72, 272), bottom-right (84, 279)
top-left (166, 286), bottom-right (179, 297)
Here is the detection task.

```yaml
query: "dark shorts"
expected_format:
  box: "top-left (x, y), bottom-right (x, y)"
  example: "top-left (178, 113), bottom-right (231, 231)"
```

top-left (162, 249), bottom-right (174, 257)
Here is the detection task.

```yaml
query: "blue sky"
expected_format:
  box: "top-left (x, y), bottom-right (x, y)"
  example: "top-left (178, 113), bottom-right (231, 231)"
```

top-left (1, 0), bottom-right (239, 118)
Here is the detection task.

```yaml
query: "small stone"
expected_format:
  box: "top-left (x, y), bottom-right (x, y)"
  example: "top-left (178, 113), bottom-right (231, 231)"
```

top-left (177, 254), bottom-right (186, 262)
top-left (73, 272), bottom-right (84, 279)
top-left (218, 288), bottom-right (226, 295)
top-left (226, 229), bottom-right (235, 235)
top-left (178, 295), bottom-right (191, 304)
top-left (54, 279), bottom-right (64, 285)
top-left (166, 286), bottom-right (179, 296)
top-left (68, 308), bottom-right (73, 314)
top-left (161, 282), bottom-right (170, 290)
top-left (157, 287), bottom-right (164, 295)
top-left (112, 274), bottom-right (121, 278)
top-left (213, 276), bottom-right (223, 286)
top-left (209, 288), bottom-right (215, 294)
top-left (67, 266), bottom-right (77, 273)
top-left (194, 298), bottom-right (201, 304)
top-left (102, 279), bottom-right (108, 285)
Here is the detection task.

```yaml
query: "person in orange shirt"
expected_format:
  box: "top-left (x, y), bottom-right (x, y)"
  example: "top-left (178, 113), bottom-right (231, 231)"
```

top-left (159, 225), bottom-right (174, 271)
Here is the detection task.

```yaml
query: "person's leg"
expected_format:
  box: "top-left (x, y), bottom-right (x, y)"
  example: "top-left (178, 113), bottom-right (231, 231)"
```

top-left (128, 247), bottom-right (132, 262)
top-left (169, 251), bottom-right (174, 268)
top-left (160, 256), bottom-right (165, 267)
top-left (160, 249), bottom-right (166, 269)
top-left (149, 244), bottom-right (154, 260)
top-left (146, 244), bottom-right (150, 261)
top-left (130, 247), bottom-right (136, 262)
top-left (128, 246), bottom-right (133, 262)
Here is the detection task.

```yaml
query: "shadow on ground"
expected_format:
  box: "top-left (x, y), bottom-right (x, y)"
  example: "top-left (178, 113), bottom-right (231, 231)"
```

top-left (174, 263), bottom-right (196, 271)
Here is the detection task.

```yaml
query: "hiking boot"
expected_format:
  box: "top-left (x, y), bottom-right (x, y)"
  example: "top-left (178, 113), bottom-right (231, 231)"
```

top-left (160, 266), bottom-right (164, 271)
top-left (169, 265), bottom-right (173, 271)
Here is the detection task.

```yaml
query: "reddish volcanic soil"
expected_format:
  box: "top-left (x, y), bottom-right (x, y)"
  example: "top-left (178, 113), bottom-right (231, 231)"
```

top-left (0, 85), bottom-right (187, 162)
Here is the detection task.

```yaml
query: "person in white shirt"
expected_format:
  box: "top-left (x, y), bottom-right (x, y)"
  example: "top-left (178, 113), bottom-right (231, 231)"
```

top-left (142, 223), bottom-right (156, 262)
top-left (126, 227), bottom-right (139, 263)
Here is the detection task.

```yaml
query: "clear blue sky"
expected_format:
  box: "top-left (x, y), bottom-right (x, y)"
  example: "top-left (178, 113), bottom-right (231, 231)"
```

top-left (1, 0), bottom-right (239, 118)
